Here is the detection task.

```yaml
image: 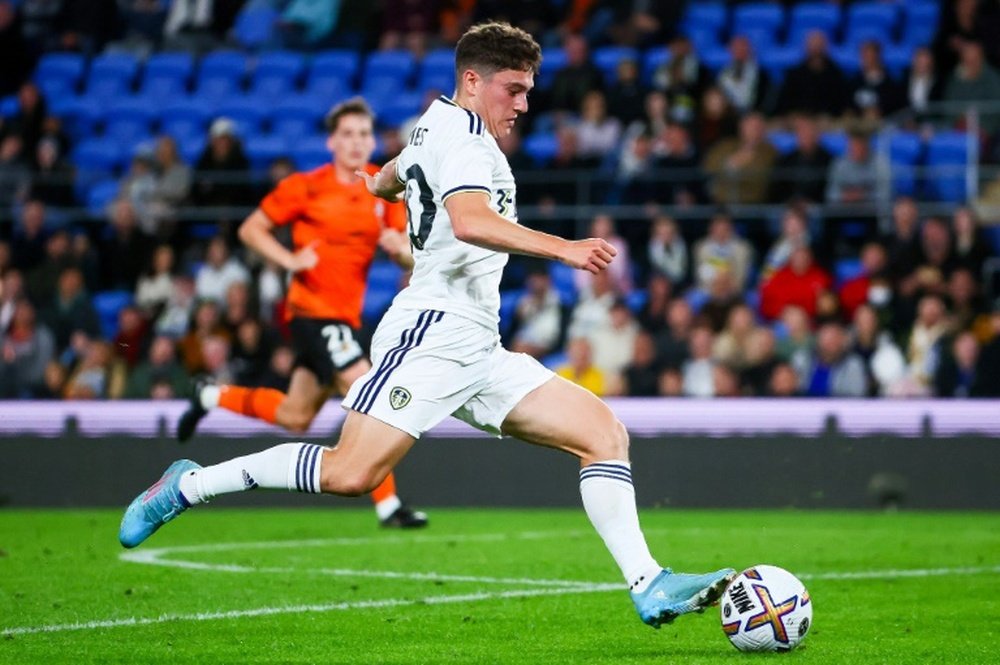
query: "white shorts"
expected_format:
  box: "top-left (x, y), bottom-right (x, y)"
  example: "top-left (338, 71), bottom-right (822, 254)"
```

top-left (342, 307), bottom-right (554, 438)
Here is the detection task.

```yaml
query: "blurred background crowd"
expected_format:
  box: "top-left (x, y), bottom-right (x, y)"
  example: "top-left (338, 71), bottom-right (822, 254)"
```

top-left (2, 0), bottom-right (1000, 401)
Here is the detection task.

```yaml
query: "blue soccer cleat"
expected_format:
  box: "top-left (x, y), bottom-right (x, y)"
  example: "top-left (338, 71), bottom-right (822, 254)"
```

top-left (119, 459), bottom-right (200, 549)
top-left (631, 567), bottom-right (737, 628)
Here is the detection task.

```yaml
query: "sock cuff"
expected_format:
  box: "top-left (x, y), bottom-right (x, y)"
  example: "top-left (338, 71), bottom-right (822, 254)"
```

top-left (286, 443), bottom-right (325, 494)
top-left (580, 460), bottom-right (633, 487)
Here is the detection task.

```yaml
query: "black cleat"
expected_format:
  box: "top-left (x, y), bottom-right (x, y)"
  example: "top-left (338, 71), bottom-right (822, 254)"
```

top-left (176, 378), bottom-right (210, 443)
top-left (380, 503), bottom-right (429, 529)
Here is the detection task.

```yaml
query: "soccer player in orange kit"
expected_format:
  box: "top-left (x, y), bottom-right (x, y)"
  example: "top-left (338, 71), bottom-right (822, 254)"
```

top-left (177, 98), bottom-right (427, 527)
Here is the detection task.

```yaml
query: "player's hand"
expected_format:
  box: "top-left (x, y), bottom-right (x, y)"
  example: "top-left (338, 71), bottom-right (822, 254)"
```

top-left (355, 168), bottom-right (405, 201)
top-left (287, 240), bottom-right (320, 273)
top-left (560, 238), bottom-right (617, 274)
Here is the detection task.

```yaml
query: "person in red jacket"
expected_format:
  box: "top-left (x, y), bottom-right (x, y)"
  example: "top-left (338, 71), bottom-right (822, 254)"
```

top-left (760, 245), bottom-right (832, 321)
top-left (838, 242), bottom-right (889, 320)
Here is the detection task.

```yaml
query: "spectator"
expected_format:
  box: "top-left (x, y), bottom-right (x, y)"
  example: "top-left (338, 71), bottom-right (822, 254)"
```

top-left (693, 212), bottom-right (753, 292)
top-left (802, 322), bottom-right (868, 397)
top-left (703, 112), bottom-right (778, 205)
top-left (700, 272), bottom-right (744, 333)
top-left (972, 310), bottom-right (1000, 396)
top-left (775, 30), bottom-right (849, 117)
top-left (741, 327), bottom-right (779, 396)
top-left (901, 47), bottom-right (944, 122)
top-left (379, 0), bottom-right (438, 55)
top-left (99, 199), bottom-right (155, 291)
top-left (933, 0), bottom-right (988, 78)
top-left (0, 268), bottom-right (24, 331)
top-left (258, 343), bottom-right (295, 392)
top-left (658, 367), bottom-right (684, 396)
top-left (548, 33), bottom-right (605, 114)
top-left (712, 303), bottom-right (758, 372)
top-left (839, 242), bottom-right (890, 320)
top-left (0, 1), bottom-right (31, 96)
top-left (26, 228), bottom-right (74, 307)
top-left (693, 86), bottom-right (739, 152)
top-left (6, 82), bottom-right (46, 154)
top-left (113, 0), bottom-right (169, 57)
top-left (178, 299), bottom-right (230, 374)
top-left (712, 364), bottom-right (742, 398)
top-left (825, 129), bottom-right (890, 206)
top-left (567, 268), bottom-right (615, 340)
top-left (281, 0), bottom-right (340, 49)
top-left (135, 244), bottom-right (176, 318)
top-left (27, 137), bottom-right (74, 207)
top-left (231, 318), bottom-right (273, 385)
top-left (11, 199), bottom-right (48, 272)
top-left (54, 0), bottom-right (119, 55)
top-left (40, 266), bottom-right (100, 353)
top-left (112, 304), bottom-right (149, 369)
top-left (610, 129), bottom-right (659, 205)
top-left (882, 196), bottom-right (922, 283)
top-left (575, 90), bottom-right (621, 165)
top-left (771, 114), bottom-right (833, 204)
top-left (900, 295), bottom-right (951, 394)
top-left (588, 299), bottom-right (639, 379)
top-left (0, 134), bottom-right (30, 207)
top-left (760, 246), bottom-right (833, 322)
top-left (637, 273), bottom-right (672, 333)
top-left (943, 41), bottom-right (1000, 133)
top-left (194, 236), bottom-right (250, 306)
top-left (717, 35), bottom-right (770, 114)
top-left (654, 297), bottom-right (693, 370)
top-left (681, 325), bottom-right (716, 397)
top-left (653, 120), bottom-right (703, 205)
top-left (193, 117), bottom-right (252, 211)
top-left (899, 217), bottom-right (956, 312)
top-left (556, 337), bottom-right (607, 396)
top-left (119, 150), bottom-right (160, 233)
top-left (948, 268), bottom-right (987, 333)
top-left (149, 135), bottom-right (192, 233)
top-left (221, 280), bottom-right (253, 334)
top-left (850, 41), bottom-right (906, 120)
top-left (63, 339), bottom-right (126, 399)
top-left (154, 274), bottom-right (197, 339)
top-left (951, 207), bottom-right (991, 277)
top-left (606, 59), bottom-right (647, 126)
top-left (622, 331), bottom-right (660, 397)
top-left (510, 269), bottom-right (563, 359)
top-left (0, 299), bottom-right (55, 397)
top-left (647, 214), bottom-right (688, 286)
top-left (934, 331), bottom-right (980, 397)
top-left (767, 362), bottom-right (801, 397)
top-left (776, 305), bottom-right (815, 379)
top-left (256, 258), bottom-right (285, 325)
top-left (653, 35), bottom-right (710, 122)
top-left (163, 0), bottom-right (218, 53)
top-left (124, 335), bottom-right (188, 399)
top-left (759, 208), bottom-right (812, 284)
top-left (850, 303), bottom-right (906, 397)
top-left (627, 90), bottom-right (669, 141)
top-left (573, 214), bottom-right (632, 295)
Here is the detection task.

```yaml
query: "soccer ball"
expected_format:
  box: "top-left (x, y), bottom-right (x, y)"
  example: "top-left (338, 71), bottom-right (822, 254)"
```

top-left (720, 565), bottom-right (812, 652)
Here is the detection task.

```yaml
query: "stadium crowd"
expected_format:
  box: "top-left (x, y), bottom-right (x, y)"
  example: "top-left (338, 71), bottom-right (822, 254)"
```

top-left (2, 0), bottom-right (1000, 401)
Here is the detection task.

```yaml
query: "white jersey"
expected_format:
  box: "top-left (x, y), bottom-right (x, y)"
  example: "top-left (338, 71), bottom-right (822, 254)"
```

top-left (391, 96), bottom-right (517, 331)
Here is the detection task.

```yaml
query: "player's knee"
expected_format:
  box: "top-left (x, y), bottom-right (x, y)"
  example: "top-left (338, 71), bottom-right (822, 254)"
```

top-left (592, 419), bottom-right (630, 461)
top-left (325, 467), bottom-right (381, 497)
top-left (280, 406), bottom-right (316, 433)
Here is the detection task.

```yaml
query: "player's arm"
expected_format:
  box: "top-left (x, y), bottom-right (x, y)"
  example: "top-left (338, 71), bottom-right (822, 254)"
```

top-left (356, 157), bottom-right (405, 202)
top-left (445, 192), bottom-right (616, 274)
top-left (238, 209), bottom-right (318, 273)
top-left (378, 228), bottom-right (414, 270)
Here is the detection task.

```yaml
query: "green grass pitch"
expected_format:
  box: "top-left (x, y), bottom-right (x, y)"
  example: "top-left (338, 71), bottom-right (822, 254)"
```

top-left (1, 508), bottom-right (998, 663)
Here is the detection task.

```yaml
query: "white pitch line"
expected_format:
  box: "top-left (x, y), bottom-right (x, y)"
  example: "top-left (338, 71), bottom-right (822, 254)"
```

top-left (799, 565), bottom-right (1000, 580)
top-left (0, 583), bottom-right (622, 637)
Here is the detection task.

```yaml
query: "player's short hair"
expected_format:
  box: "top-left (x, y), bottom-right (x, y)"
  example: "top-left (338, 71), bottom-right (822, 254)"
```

top-left (324, 97), bottom-right (374, 134)
top-left (455, 21), bottom-right (542, 79)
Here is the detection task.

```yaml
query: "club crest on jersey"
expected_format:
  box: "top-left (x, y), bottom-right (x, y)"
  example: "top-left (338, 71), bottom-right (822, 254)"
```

top-left (389, 387), bottom-right (412, 410)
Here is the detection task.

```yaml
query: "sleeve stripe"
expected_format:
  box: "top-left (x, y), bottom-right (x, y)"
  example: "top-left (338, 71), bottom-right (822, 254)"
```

top-left (442, 185), bottom-right (491, 201)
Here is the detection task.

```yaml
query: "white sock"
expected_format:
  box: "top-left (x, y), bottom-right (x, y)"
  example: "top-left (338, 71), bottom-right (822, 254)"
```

top-left (374, 495), bottom-right (402, 521)
top-left (200, 385), bottom-right (221, 409)
top-left (178, 442), bottom-right (325, 505)
top-left (580, 460), bottom-right (661, 593)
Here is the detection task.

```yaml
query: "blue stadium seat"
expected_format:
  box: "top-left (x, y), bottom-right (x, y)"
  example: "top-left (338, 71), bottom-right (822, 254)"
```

top-left (93, 290), bottom-right (133, 339)
top-left (363, 50), bottom-right (416, 90)
top-left (0, 95), bottom-right (17, 118)
top-left (47, 95), bottom-right (102, 140)
top-left (592, 46), bottom-right (639, 84)
top-left (881, 131), bottom-right (923, 196)
top-left (926, 131), bottom-right (971, 202)
top-left (700, 45), bottom-right (731, 72)
top-left (683, 26), bottom-right (722, 53)
top-left (788, 3), bottom-right (841, 39)
top-left (270, 96), bottom-right (324, 139)
top-left (882, 43), bottom-right (914, 78)
top-left (759, 44), bottom-right (803, 82)
top-left (72, 138), bottom-right (126, 173)
top-left (35, 52), bottom-right (86, 88)
top-left (418, 48), bottom-right (455, 84)
top-left (732, 3), bottom-right (785, 38)
top-left (523, 132), bottom-right (558, 166)
top-left (827, 44), bottom-right (861, 75)
top-left (642, 47), bottom-right (669, 86)
top-left (160, 98), bottom-right (214, 142)
top-left (251, 51), bottom-right (306, 95)
top-left (376, 91), bottom-right (423, 128)
top-left (197, 51), bottom-right (249, 94)
top-left (140, 52), bottom-right (194, 99)
top-left (625, 289), bottom-right (647, 314)
top-left (540, 351), bottom-right (568, 371)
top-left (538, 48), bottom-right (567, 89)
top-left (308, 50), bottom-right (361, 89)
top-left (902, 2), bottom-right (940, 47)
top-left (103, 97), bottom-right (157, 144)
top-left (179, 136), bottom-right (207, 164)
top-left (682, 3), bottom-right (727, 36)
top-left (843, 23), bottom-right (891, 49)
top-left (846, 2), bottom-right (898, 35)
top-left (685, 289), bottom-right (710, 314)
top-left (367, 261), bottom-right (403, 291)
top-left (85, 180), bottom-right (119, 218)
top-left (244, 134), bottom-right (289, 171)
top-left (735, 27), bottom-right (778, 57)
top-left (549, 262), bottom-right (577, 304)
top-left (820, 131), bottom-right (848, 157)
top-left (767, 130), bottom-right (798, 154)
top-left (85, 53), bottom-right (139, 97)
top-left (234, 7), bottom-right (278, 49)
top-left (834, 258), bottom-right (864, 286)
top-left (291, 134), bottom-right (330, 170)
top-left (214, 99), bottom-right (267, 136)
top-left (305, 74), bottom-right (353, 102)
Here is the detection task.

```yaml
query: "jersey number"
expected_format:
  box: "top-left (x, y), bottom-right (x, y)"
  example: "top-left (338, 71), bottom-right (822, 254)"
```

top-left (321, 324), bottom-right (363, 368)
top-left (404, 164), bottom-right (435, 250)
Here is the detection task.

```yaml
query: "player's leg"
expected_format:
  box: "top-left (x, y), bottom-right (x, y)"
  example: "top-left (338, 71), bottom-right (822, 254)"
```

top-left (119, 409), bottom-right (417, 549)
top-left (497, 368), bottom-right (735, 627)
top-left (333, 361), bottom-right (428, 527)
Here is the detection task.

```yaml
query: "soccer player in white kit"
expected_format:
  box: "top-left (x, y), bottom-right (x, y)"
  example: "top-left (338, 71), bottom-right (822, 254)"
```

top-left (119, 22), bottom-right (735, 627)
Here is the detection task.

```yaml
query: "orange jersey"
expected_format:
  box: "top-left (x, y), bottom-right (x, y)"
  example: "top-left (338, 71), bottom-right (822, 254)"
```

top-left (260, 163), bottom-right (406, 327)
